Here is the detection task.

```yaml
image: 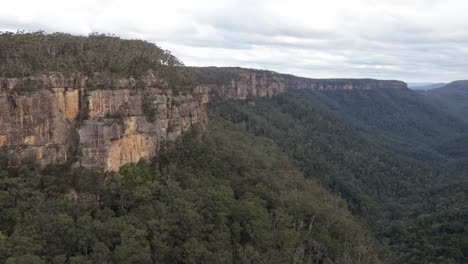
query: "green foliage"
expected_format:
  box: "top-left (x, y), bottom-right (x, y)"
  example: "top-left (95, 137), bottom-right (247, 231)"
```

top-left (0, 121), bottom-right (381, 263)
top-left (436, 134), bottom-right (468, 159)
top-left (211, 89), bottom-right (467, 264)
top-left (188, 66), bottom-right (276, 85)
top-left (312, 88), bottom-right (467, 145)
top-left (141, 93), bottom-right (158, 123)
top-left (423, 80), bottom-right (468, 122)
top-left (188, 66), bottom-right (247, 84)
top-left (5, 254), bottom-right (45, 264)
top-left (0, 31), bottom-right (191, 90)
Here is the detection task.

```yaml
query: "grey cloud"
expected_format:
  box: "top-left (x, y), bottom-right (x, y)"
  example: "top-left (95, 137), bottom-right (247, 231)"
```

top-left (1, 0), bottom-right (468, 82)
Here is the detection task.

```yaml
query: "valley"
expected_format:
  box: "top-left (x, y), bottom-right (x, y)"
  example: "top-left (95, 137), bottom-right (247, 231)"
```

top-left (0, 32), bottom-right (466, 264)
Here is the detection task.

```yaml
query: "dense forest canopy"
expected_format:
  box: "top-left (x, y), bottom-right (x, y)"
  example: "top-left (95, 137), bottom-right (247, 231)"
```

top-left (0, 31), bottom-right (192, 89)
top-left (423, 80), bottom-right (468, 122)
top-left (0, 120), bottom-right (383, 264)
top-left (211, 90), bottom-right (467, 264)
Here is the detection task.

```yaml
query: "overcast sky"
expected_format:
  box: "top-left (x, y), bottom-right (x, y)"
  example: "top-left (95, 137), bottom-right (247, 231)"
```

top-left (1, 0), bottom-right (468, 82)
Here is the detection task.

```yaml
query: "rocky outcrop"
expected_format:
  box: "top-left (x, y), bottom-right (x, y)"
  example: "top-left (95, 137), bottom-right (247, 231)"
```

top-left (0, 88), bottom-right (78, 168)
top-left (78, 88), bottom-right (205, 171)
top-left (284, 77), bottom-right (407, 91)
top-left (0, 73), bottom-right (206, 171)
top-left (194, 72), bottom-right (286, 103)
top-left (0, 68), bottom-right (407, 171)
top-left (192, 68), bottom-right (407, 103)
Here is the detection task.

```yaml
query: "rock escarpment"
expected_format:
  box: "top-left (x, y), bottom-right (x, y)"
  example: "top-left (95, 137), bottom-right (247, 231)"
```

top-left (192, 68), bottom-right (407, 103)
top-left (0, 73), bottom-right (207, 171)
top-left (193, 72), bottom-right (286, 103)
top-left (284, 76), bottom-right (407, 91)
top-left (0, 68), bottom-right (407, 171)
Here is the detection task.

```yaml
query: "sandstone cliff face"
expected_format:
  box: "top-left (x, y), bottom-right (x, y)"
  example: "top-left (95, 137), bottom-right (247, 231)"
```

top-left (193, 69), bottom-right (407, 103)
top-left (194, 72), bottom-right (286, 103)
top-left (0, 73), bottom-right (207, 171)
top-left (284, 77), bottom-right (407, 91)
top-left (0, 88), bottom-right (77, 168)
top-left (0, 69), bottom-right (406, 171)
top-left (79, 87), bottom-right (205, 171)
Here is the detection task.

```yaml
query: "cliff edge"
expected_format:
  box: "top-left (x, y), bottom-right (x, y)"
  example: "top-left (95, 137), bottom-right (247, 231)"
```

top-left (0, 72), bottom-right (206, 171)
top-left (0, 68), bottom-right (407, 171)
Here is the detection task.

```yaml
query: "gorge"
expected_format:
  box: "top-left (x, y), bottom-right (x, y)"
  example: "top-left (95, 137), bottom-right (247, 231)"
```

top-left (0, 69), bottom-right (406, 171)
top-left (0, 32), bottom-right (465, 264)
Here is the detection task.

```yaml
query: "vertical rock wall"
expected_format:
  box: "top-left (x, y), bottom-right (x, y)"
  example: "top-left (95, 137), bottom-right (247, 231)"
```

top-left (0, 74), bottom-right (207, 171)
top-left (0, 88), bottom-right (79, 168)
top-left (192, 70), bottom-right (406, 103)
top-left (193, 72), bottom-right (287, 102)
top-left (79, 88), bottom-right (206, 171)
top-left (0, 69), bottom-right (406, 171)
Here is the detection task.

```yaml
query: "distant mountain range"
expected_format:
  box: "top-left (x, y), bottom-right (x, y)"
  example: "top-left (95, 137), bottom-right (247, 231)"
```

top-left (422, 80), bottom-right (468, 121)
top-left (407, 82), bottom-right (447, 90)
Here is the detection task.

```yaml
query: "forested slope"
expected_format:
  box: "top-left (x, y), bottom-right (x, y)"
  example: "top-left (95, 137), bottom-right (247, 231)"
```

top-left (311, 88), bottom-right (467, 146)
top-left (211, 89), bottom-right (467, 264)
top-left (0, 119), bottom-right (382, 264)
top-left (423, 80), bottom-right (468, 122)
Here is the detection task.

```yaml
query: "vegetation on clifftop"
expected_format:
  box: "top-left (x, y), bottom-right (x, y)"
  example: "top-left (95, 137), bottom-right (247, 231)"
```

top-left (0, 31), bottom-right (192, 89)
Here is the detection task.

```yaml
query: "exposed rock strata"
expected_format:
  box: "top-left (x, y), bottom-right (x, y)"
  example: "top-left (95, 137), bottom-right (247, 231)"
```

top-left (193, 69), bottom-right (407, 103)
top-left (0, 73), bottom-right (206, 171)
top-left (0, 69), bottom-right (407, 171)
